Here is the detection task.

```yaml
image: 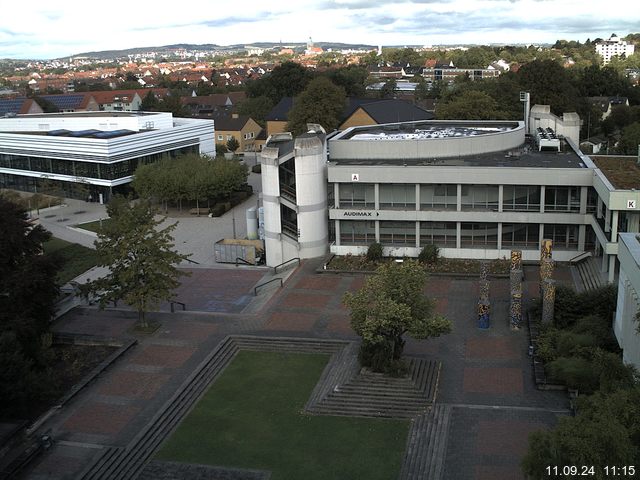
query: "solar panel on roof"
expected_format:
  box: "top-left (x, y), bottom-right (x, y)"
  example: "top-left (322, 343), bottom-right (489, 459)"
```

top-left (92, 129), bottom-right (135, 139)
top-left (69, 129), bottom-right (101, 137)
top-left (0, 98), bottom-right (25, 115)
top-left (47, 129), bottom-right (71, 136)
top-left (41, 94), bottom-right (84, 109)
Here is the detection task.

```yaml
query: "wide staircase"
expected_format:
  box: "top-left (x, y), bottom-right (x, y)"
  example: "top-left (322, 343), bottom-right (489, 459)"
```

top-left (571, 253), bottom-right (604, 292)
top-left (307, 357), bottom-right (441, 419)
top-left (398, 404), bottom-right (452, 480)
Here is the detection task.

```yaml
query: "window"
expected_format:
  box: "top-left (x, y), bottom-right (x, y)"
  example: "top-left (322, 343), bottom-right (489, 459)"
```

top-left (544, 186), bottom-right (580, 212)
top-left (226, 135), bottom-right (232, 141)
top-left (420, 184), bottom-right (456, 210)
top-left (503, 185), bottom-right (541, 211)
top-left (461, 185), bottom-right (499, 211)
top-left (461, 222), bottom-right (498, 247)
top-left (502, 223), bottom-right (539, 248)
top-left (379, 221), bottom-right (415, 245)
top-left (379, 184), bottom-right (415, 210)
top-left (420, 221), bottom-right (456, 247)
top-left (543, 224), bottom-right (579, 250)
top-left (340, 220), bottom-right (376, 245)
top-left (338, 183), bottom-right (374, 209)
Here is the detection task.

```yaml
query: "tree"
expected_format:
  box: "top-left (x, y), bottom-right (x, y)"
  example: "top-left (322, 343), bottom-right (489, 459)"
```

top-left (378, 78), bottom-right (397, 99)
top-left (84, 196), bottom-right (189, 327)
top-left (618, 122), bottom-right (640, 155)
top-left (140, 90), bottom-right (160, 111)
top-left (0, 195), bottom-right (59, 417)
top-left (343, 261), bottom-right (452, 373)
top-left (246, 61), bottom-right (312, 103)
top-left (327, 65), bottom-right (369, 97)
top-left (237, 95), bottom-right (274, 126)
top-left (522, 387), bottom-right (640, 479)
top-left (132, 154), bottom-right (248, 211)
top-left (436, 90), bottom-right (506, 120)
top-left (414, 79), bottom-right (431, 101)
top-left (286, 77), bottom-right (346, 135)
top-left (226, 136), bottom-right (240, 153)
top-left (517, 59), bottom-right (579, 115)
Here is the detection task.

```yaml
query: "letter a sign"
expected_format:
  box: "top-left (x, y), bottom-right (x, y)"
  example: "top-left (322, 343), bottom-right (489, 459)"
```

top-left (351, 173), bottom-right (359, 181)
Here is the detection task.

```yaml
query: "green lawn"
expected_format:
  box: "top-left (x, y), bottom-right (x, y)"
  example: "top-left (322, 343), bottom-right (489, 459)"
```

top-left (75, 218), bottom-right (111, 233)
top-left (157, 351), bottom-right (409, 480)
top-left (43, 237), bottom-right (97, 284)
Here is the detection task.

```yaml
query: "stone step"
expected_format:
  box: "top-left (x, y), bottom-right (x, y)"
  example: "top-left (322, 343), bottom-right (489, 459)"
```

top-left (310, 405), bottom-right (424, 419)
top-left (398, 404), bottom-right (452, 480)
top-left (79, 336), bottom-right (241, 480)
top-left (335, 385), bottom-right (426, 398)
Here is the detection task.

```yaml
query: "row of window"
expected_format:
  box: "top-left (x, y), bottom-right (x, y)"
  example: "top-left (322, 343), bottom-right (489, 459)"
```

top-left (338, 220), bottom-right (587, 250)
top-left (335, 183), bottom-right (596, 213)
top-left (0, 146), bottom-right (198, 181)
top-left (216, 132), bottom-right (255, 142)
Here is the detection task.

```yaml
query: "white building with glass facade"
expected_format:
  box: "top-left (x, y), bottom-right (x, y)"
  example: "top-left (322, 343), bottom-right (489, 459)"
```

top-left (0, 111), bottom-right (215, 202)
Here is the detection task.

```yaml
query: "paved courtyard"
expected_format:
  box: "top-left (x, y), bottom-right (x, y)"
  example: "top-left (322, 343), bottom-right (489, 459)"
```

top-left (26, 259), bottom-right (572, 480)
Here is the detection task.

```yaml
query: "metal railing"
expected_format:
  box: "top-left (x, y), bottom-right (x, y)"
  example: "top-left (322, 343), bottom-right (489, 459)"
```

top-left (254, 278), bottom-right (283, 296)
top-left (273, 257), bottom-right (300, 274)
top-left (235, 257), bottom-right (254, 267)
top-left (184, 257), bottom-right (200, 265)
top-left (170, 301), bottom-right (186, 312)
top-left (569, 251), bottom-right (592, 264)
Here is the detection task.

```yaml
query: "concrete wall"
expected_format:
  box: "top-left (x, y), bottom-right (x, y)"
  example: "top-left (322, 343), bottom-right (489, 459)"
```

top-left (615, 233), bottom-right (640, 370)
top-left (330, 121), bottom-right (524, 160)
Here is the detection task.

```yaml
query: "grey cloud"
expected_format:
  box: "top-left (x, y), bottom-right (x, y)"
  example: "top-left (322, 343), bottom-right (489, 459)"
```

top-left (319, 0), bottom-right (450, 10)
top-left (133, 13), bottom-right (273, 31)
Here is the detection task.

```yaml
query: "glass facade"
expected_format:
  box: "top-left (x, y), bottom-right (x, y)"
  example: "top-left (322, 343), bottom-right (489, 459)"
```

top-left (502, 185), bottom-right (541, 211)
top-left (379, 184), bottom-right (416, 210)
top-left (339, 183), bottom-right (374, 209)
top-left (339, 220), bottom-right (375, 245)
top-left (379, 221), bottom-right (416, 245)
top-left (461, 222), bottom-right (498, 247)
top-left (420, 221), bottom-right (457, 247)
top-left (278, 158), bottom-right (296, 202)
top-left (0, 145), bottom-right (198, 182)
top-left (543, 224), bottom-right (579, 249)
top-left (420, 184), bottom-right (457, 210)
top-left (544, 186), bottom-right (580, 212)
top-left (461, 185), bottom-right (499, 211)
top-left (502, 223), bottom-right (539, 248)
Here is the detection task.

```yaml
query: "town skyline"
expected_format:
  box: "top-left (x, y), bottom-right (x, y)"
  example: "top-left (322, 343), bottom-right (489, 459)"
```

top-left (2, 0), bottom-right (638, 60)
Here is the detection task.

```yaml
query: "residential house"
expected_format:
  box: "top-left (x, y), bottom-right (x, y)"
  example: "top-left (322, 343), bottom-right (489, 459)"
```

top-left (588, 96), bottom-right (630, 120)
top-left (38, 93), bottom-right (99, 112)
top-left (91, 90), bottom-right (143, 111)
top-left (264, 97), bottom-right (434, 136)
top-left (214, 113), bottom-right (262, 152)
top-left (0, 97), bottom-right (44, 116)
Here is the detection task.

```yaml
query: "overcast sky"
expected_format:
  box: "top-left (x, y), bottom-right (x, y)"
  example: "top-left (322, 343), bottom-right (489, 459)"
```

top-left (1, 0), bottom-right (638, 59)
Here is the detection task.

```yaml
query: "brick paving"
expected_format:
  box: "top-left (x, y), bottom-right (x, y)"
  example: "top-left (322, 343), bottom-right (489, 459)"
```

top-left (27, 259), bottom-right (574, 480)
top-left (62, 402), bottom-right (140, 436)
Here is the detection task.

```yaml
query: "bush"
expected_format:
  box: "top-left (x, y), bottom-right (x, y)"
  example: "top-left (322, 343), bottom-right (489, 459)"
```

top-left (366, 242), bottom-right (383, 262)
top-left (418, 244), bottom-right (439, 264)
top-left (572, 315), bottom-right (619, 352)
top-left (210, 203), bottom-right (227, 217)
top-left (556, 331), bottom-right (599, 357)
top-left (547, 356), bottom-right (599, 393)
top-left (216, 143), bottom-right (228, 154)
top-left (358, 340), bottom-right (408, 376)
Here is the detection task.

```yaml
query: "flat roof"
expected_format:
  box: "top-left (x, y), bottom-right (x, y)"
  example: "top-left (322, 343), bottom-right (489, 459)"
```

top-left (6, 111), bottom-right (158, 119)
top-left (339, 120), bottom-right (519, 140)
top-left (329, 143), bottom-right (585, 168)
top-left (591, 156), bottom-right (640, 190)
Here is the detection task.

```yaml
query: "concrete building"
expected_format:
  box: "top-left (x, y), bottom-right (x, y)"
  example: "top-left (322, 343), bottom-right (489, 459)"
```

top-left (614, 233), bottom-right (640, 370)
top-left (0, 111), bottom-right (214, 202)
top-left (259, 105), bottom-right (640, 282)
top-left (260, 127), bottom-right (328, 267)
top-left (596, 35), bottom-right (635, 65)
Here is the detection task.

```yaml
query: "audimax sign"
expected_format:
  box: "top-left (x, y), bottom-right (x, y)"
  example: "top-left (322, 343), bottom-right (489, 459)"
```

top-left (343, 211), bottom-right (380, 217)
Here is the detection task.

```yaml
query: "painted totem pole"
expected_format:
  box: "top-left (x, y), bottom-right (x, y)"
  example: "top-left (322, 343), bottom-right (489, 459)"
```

top-left (478, 262), bottom-right (490, 329)
top-left (510, 249), bottom-right (523, 329)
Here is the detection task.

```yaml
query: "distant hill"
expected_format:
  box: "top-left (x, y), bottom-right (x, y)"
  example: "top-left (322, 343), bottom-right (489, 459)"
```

top-left (66, 42), bottom-right (378, 60)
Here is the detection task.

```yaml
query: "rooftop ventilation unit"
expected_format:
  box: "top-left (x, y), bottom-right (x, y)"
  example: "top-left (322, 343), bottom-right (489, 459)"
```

top-left (535, 127), bottom-right (560, 152)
